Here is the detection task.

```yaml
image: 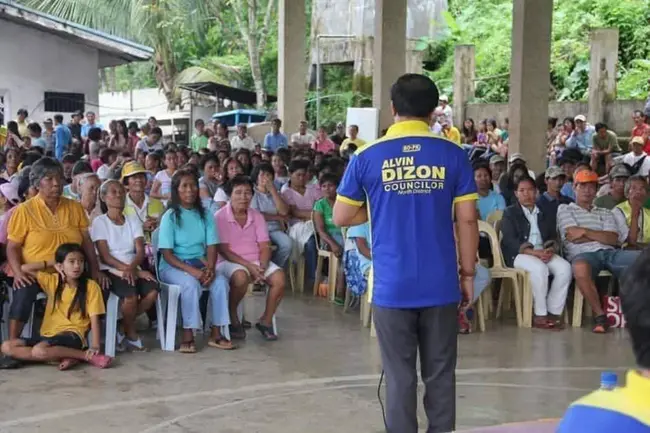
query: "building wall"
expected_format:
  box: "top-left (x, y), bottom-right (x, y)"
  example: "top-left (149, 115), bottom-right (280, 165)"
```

top-left (465, 100), bottom-right (644, 136)
top-left (0, 19), bottom-right (99, 123)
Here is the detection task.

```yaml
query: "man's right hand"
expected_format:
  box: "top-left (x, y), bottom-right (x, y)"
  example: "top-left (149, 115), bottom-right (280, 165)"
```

top-left (13, 271), bottom-right (35, 289)
top-left (459, 274), bottom-right (474, 312)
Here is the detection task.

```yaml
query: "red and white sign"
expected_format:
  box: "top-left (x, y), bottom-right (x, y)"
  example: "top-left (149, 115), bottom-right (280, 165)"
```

top-left (604, 296), bottom-right (626, 328)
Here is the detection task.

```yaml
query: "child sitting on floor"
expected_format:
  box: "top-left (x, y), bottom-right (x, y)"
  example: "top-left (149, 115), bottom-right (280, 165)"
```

top-left (1, 243), bottom-right (112, 370)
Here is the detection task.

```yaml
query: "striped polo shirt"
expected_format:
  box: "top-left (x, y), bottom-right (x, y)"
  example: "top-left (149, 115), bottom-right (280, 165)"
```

top-left (337, 120), bottom-right (477, 309)
top-left (557, 202), bottom-right (618, 260)
top-left (557, 370), bottom-right (650, 433)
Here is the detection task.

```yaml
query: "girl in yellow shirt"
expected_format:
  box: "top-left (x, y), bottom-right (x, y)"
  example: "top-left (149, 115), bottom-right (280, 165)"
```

top-left (0, 243), bottom-right (112, 370)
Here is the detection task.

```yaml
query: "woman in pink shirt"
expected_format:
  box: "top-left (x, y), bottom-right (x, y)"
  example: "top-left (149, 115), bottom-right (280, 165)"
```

top-left (312, 126), bottom-right (336, 154)
top-left (280, 159), bottom-right (321, 282)
top-left (215, 175), bottom-right (285, 341)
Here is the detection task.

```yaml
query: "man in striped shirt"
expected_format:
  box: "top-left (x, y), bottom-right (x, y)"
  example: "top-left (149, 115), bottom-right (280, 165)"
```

top-left (557, 170), bottom-right (640, 333)
top-left (558, 249), bottom-right (650, 432)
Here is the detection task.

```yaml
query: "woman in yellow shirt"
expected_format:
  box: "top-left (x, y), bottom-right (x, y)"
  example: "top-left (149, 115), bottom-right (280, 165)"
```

top-left (1, 243), bottom-right (112, 370)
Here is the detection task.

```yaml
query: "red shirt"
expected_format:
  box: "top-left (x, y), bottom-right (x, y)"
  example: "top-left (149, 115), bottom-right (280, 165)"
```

top-left (632, 124), bottom-right (650, 154)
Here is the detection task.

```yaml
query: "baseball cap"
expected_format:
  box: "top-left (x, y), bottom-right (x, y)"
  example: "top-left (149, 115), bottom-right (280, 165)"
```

top-left (631, 136), bottom-right (645, 146)
top-left (609, 164), bottom-right (631, 179)
top-left (121, 161), bottom-right (148, 181)
top-left (574, 114), bottom-right (587, 122)
top-left (489, 155), bottom-right (505, 164)
top-left (43, 118), bottom-right (53, 124)
top-left (545, 166), bottom-right (565, 179)
top-left (509, 153), bottom-right (526, 164)
top-left (0, 181), bottom-right (20, 204)
top-left (574, 170), bottom-right (599, 184)
top-left (439, 95), bottom-right (449, 102)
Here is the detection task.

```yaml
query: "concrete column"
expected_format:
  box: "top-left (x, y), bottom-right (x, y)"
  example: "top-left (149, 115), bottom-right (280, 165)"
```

top-left (373, 0), bottom-right (407, 132)
top-left (278, 0), bottom-right (306, 131)
top-left (508, 0), bottom-right (553, 175)
top-left (588, 28), bottom-right (619, 125)
top-left (453, 45), bottom-right (476, 128)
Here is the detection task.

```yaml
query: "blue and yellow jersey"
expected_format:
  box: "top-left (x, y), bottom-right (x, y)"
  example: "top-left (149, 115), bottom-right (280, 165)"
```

top-left (557, 371), bottom-right (650, 433)
top-left (337, 120), bottom-right (477, 309)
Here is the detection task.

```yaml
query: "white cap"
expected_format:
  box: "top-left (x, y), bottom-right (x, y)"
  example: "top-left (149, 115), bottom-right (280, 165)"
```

top-left (439, 95), bottom-right (449, 102)
top-left (574, 114), bottom-right (587, 122)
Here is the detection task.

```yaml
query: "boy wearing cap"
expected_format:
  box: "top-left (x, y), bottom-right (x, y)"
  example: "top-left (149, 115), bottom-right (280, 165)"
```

top-left (558, 249), bottom-right (650, 432)
top-left (557, 170), bottom-right (641, 333)
top-left (594, 165), bottom-right (630, 210)
top-left (536, 166), bottom-right (572, 229)
top-left (567, 115), bottom-right (595, 156)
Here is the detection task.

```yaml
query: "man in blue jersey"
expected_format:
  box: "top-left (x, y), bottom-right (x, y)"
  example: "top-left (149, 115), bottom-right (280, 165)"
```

top-left (333, 73), bottom-right (479, 433)
top-left (558, 249), bottom-right (650, 432)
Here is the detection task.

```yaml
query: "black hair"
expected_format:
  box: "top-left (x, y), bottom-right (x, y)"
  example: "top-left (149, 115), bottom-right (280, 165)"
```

top-left (224, 174), bottom-right (254, 197)
top-left (194, 118), bottom-right (205, 127)
top-left (250, 162), bottom-right (274, 185)
top-left (99, 148), bottom-right (117, 165)
top-left (72, 160), bottom-right (93, 177)
top-left (288, 159), bottom-right (310, 174)
top-left (53, 114), bottom-right (64, 124)
top-left (548, 117), bottom-right (558, 128)
top-left (272, 118), bottom-right (282, 127)
top-left (562, 117), bottom-right (575, 130)
top-left (576, 160), bottom-right (592, 170)
top-left (17, 108), bottom-right (28, 117)
top-left (31, 146), bottom-right (44, 155)
top-left (594, 122), bottom-right (608, 132)
top-left (168, 168), bottom-right (204, 228)
top-left (199, 152), bottom-right (220, 171)
top-left (150, 126), bottom-right (163, 136)
top-left (514, 175), bottom-right (536, 190)
top-left (128, 121), bottom-right (139, 131)
top-left (146, 151), bottom-right (161, 170)
top-left (88, 127), bottom-right (102, 142)
top-left (390, 73), bottom-right (439, 118)
top-left (164, 147), bottom-right (178, 158)
top-left (222, 156), bottom-right (245, 182)
top-left (53, 243), bottom-right (90, 319)
top-left (117, 120), bottom-right (129, 140)
top-left (319, 172), bottom-right (339, 187)
top-left (7, 121), bottom-right (19, 137)
top-left (488, 119), bottom-right (498, 129)
top-left (276, 147), bottom-right (291, 164)
top-left (17, 169), bottom-right (32, 200)
top-left (634, 110), bottom-right (644, 118)
top-left (472, 161), bottom-right (492, 179)
top-left (620, 249), bottom-right (650, 368)
top-left (27, 122), bottom-right (42, 135)
top-left (62, 153), bottom-right (78, 164)
top-left (22, 151), bottom-right (43, 168)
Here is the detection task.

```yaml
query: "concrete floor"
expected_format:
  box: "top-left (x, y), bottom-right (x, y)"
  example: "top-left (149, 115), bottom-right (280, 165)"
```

top-left (0, 293), bottom-right (636, 433)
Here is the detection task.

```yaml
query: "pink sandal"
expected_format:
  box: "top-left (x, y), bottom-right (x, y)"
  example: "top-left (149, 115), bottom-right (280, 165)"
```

top-left (86, 352), bottom-right (113, 368)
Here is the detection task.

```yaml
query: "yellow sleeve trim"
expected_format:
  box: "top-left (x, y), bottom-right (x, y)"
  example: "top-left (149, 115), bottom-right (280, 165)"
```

top-left (453, 193), bottom-right (479, 203)
top-left (336, 194), bottom-right (364, 207)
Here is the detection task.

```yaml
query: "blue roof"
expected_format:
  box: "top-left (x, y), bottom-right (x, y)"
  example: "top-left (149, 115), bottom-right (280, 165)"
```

top-left (0, 0), bottom-right (153, 62)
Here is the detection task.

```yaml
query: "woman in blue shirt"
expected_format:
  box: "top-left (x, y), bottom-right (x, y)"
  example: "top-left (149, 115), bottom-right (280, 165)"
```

top-left (158, 168), bottom-right (233, 353)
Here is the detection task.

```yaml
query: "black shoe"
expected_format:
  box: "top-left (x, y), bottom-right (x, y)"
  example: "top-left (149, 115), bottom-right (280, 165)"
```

top-left (0, 356), bottom-right (21, 369)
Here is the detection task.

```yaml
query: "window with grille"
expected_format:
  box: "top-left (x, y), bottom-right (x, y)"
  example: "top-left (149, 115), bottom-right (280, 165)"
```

top-left (44, 92), bottom-right (85, 113)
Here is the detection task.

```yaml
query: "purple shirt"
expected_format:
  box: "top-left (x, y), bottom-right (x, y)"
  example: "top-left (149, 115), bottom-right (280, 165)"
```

top-left (215, 203), bottom-right (269, 264)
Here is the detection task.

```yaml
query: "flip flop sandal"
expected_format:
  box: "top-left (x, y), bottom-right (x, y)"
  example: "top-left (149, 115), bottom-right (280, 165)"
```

top-left (533, 320), bottom-right (562, 331)
top-left (0, 356), bottom-right (21, 370)
top-left (241, 319), bottom-right (252, 329)
top-left (229, 324), bottom-right (247, 340)
top-left (255, 322), bottom-right (278, 341)
top-left (124, 337), bottom-right (148, 352)
top-left (207, 337), bottom-right (236, 350)
top-left (178, 341), bottom-right (197, 353)
top-left (85, 352), bottom-right (113, 368)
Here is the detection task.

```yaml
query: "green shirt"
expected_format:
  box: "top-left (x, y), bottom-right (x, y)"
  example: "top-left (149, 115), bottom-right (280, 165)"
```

top-left (594, 194), bottom-right (625, 210)
top-left (313, 197), bottom-right (340, 237)
top-left (592, 130), bottom-right (621, 152)
top-left (190, 134), bottom-right (209, 152)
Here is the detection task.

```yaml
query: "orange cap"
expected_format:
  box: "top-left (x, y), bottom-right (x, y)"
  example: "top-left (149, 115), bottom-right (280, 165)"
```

top-left (574, 170), bottom-right (599, 184)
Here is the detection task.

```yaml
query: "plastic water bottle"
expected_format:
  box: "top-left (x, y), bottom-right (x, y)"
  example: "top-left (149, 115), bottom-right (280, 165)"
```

top-left (600, 372), bottom-right (618, 390)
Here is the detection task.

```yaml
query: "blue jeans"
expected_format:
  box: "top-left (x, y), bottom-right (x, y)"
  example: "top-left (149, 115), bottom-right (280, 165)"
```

top-left (304, 235), bottom-right (318, 279)
top-left (160, 266), bottom-right (230, 330)
top-left (473, 264), bottom-right (491, 303)
top-left (269, 230), bottom-right (292, 268)
top-left (572, 249), bottom-right (640, 281)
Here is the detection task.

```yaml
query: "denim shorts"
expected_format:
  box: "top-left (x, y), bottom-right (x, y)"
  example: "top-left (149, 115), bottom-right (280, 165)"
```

top-left (571, 249), bottom-right (641, 281)
top-left (22, 332), bottom-right (84, 350)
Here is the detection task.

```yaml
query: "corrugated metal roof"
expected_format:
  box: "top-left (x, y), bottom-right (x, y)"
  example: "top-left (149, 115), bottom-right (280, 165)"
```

top-left (0, 0), bottom-right (153, 64)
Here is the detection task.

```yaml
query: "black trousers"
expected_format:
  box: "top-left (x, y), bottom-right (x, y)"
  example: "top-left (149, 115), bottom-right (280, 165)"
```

top-left (373, 303), bottom-right (458, 433)
top-left (9, 281), bottom-right (42, 323)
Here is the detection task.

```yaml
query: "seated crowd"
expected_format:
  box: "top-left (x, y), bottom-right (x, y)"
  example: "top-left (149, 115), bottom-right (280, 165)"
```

top-left (0, 105), bottom-right (648, 370)
top-left (0, 112), bottom-right (372, 370)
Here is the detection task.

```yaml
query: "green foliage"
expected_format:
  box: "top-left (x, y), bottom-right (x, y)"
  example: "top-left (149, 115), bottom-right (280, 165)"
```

top-left (431, 0), bottom-right (650, 103)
